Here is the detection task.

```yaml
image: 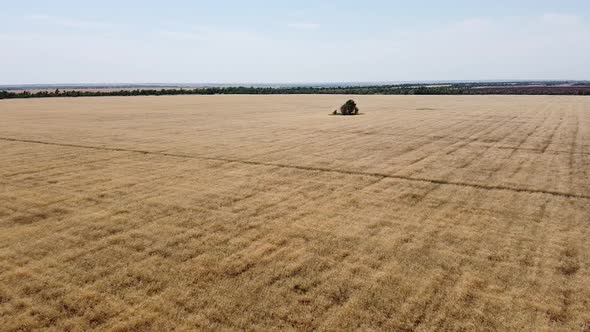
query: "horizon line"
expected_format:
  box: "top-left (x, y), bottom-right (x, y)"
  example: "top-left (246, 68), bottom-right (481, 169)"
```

top-left (2, 79), bottom-right (589, 89)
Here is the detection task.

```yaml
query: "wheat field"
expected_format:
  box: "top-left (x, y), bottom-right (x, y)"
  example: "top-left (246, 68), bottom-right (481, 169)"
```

top-left (1, 95), bottom-right (589, 331)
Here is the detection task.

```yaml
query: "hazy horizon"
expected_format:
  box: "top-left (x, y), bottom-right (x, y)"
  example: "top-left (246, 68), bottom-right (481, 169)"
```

top-left (2, 0), bottom-right (589, 84)
top-left (2, 79), bottom-right (589, 89)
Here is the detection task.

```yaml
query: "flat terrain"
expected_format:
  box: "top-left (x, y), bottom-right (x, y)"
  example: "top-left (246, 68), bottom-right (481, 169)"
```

top-left (0, 95), bottom-right (589, 331)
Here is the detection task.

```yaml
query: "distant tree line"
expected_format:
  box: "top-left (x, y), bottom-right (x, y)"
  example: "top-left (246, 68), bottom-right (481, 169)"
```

top-left (2, 84), bottom-right (590, 99)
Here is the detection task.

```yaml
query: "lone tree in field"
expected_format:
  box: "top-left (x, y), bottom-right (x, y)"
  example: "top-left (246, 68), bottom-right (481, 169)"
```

top-left (338, 99), bottom-right (359, 115)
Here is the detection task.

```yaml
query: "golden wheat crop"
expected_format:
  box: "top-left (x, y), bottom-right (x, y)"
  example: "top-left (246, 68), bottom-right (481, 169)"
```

top-left (0, 95), bottom-right (589, 331)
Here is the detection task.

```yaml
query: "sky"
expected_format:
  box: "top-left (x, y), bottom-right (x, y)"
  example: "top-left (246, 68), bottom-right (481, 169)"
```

top-left (1, 0), bottom-right (589, 84)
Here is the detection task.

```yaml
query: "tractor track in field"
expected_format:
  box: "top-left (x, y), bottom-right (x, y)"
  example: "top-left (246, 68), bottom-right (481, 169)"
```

top-left (2, 136), bottom-right (589, 201)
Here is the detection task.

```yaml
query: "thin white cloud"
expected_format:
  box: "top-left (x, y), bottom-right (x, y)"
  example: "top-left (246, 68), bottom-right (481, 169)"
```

top-left (24, 14), bottom-right (115, 29)
top-left (540, 13), bottom-right (581, 25)
top-left (156, 26), bottom-right (261, 42)
top-left (287, 23), bottom-right (320, 30)
top-left (450, 18), bottom-right (492, 30)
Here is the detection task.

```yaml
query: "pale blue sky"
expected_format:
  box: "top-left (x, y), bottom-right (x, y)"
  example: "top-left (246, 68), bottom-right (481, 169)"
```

top-left (1, 0), bottom-right (589, 84)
